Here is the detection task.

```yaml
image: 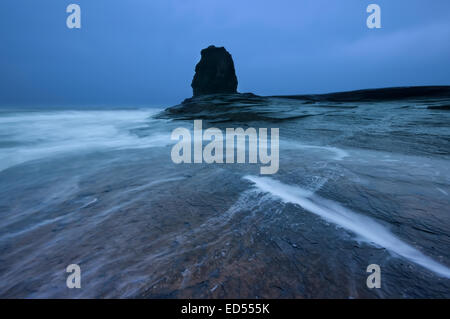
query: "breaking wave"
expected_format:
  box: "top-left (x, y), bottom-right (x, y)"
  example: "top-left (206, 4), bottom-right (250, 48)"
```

top-left (0, 109), bottom-right (170, 172)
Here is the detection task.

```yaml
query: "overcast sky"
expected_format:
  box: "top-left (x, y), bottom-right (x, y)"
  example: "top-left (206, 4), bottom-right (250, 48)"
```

top-left (1, 0), bottom-right (450, 107)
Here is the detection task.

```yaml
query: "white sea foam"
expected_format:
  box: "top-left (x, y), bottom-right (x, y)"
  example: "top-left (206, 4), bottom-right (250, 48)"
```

top-left (282, 140), bottom-right (349, 160)
top-left (0, 109), bottom-right (170, 172)
top-left (244, 175), bottom-right (450, 278)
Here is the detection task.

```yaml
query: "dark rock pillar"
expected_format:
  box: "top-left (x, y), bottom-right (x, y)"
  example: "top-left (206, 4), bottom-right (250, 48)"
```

top-left (191, 45), bottom-right (238, 97)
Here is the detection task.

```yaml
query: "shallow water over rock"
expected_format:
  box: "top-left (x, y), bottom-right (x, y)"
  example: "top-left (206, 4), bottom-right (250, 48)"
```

top-left (0, 88), bottom-right (449, 298)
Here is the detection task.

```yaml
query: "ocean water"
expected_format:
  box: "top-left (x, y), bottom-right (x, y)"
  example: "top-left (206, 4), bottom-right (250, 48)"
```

top-left (0, 92), bottom-right (449, 298)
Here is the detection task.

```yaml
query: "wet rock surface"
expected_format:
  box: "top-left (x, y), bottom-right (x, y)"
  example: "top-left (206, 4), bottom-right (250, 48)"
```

top-left (1, 88), bottom-right (450, 298)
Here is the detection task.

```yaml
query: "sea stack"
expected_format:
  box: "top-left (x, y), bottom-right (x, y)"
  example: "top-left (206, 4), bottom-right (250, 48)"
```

top-left (191, 45), bottom-right (238, 97)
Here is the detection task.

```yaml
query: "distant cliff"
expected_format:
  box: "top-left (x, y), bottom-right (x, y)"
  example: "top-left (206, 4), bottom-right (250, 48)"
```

top-left (191, 45), bottom-right (238, 97)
